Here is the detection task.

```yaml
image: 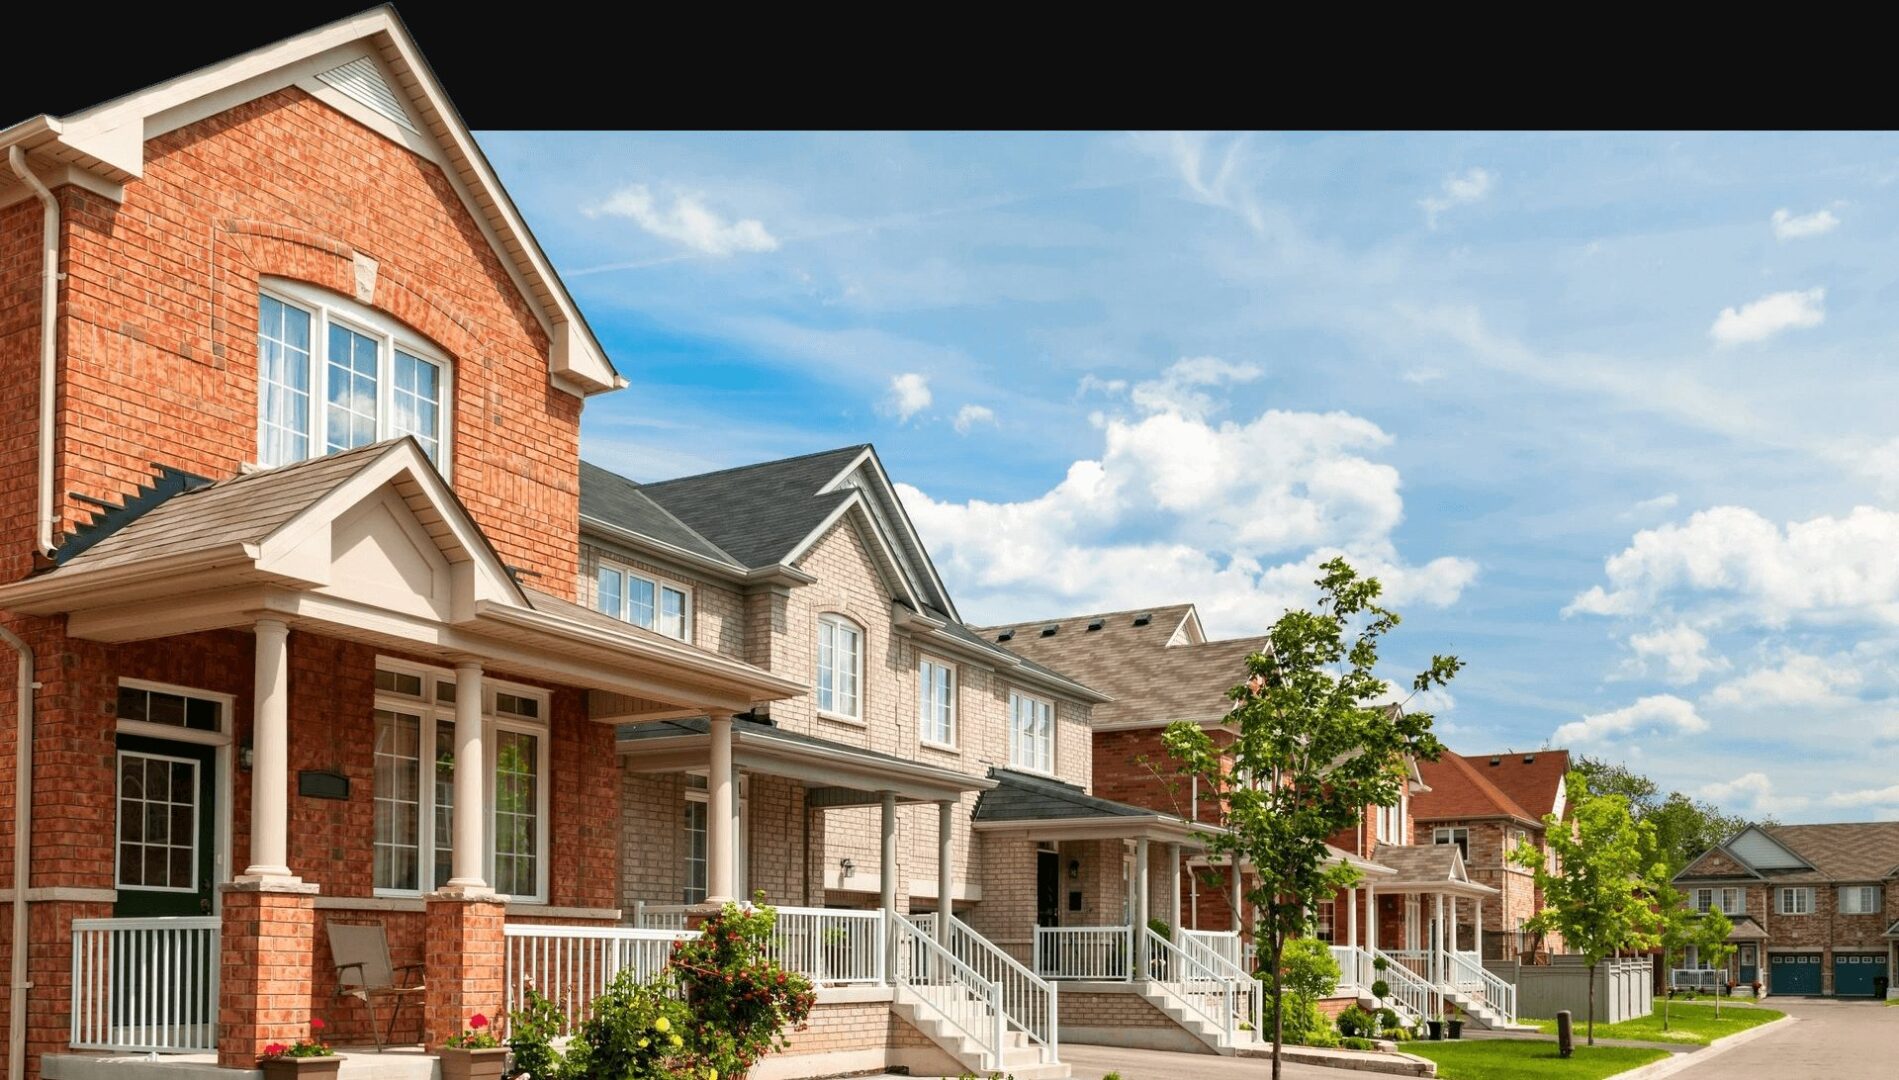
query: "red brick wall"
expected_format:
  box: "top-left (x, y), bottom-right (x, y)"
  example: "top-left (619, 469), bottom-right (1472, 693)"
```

top-left (8, 86), bottom-right (582, 595)
top-left (1092, 726), bottom-right (1232, 824)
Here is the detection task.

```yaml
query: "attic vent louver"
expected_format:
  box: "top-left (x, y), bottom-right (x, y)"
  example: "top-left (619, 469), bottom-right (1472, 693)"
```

top-left (1490, 756), bottom-right (1501, 766)
top-left (996, 630), bottom-right (1015, 642)
top-left (1087, 618), bottom-right (1105, 631)
top-left (316, 57), bottom-right (419, 133)
top-left (1523, 755), bottom-right (1536, 764)
top-left (1040, 623), bottom-right (1059, 637)
top-left (1132, 612), bottom-right (1152, 626)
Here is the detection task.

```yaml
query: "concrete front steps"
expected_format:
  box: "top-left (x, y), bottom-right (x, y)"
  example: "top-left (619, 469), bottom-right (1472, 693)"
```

top-left (1138, 980), bottom-right (1259, 1055)
top-left (1446, 989), bottom-right (1539, 1033)
top-left (893, 986), bottom-right (1070, 1079)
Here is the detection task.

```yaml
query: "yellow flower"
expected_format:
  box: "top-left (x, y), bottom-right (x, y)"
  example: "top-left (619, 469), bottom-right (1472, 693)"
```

top-left (669, 1035), bottom-right (682, 1049)
top-left (708, 1071), bottom-right (719, 1080)
top-left (653, 1017), bottom-right (671, 1034)
top-left (638, 1038), bottom-right (649, 1049)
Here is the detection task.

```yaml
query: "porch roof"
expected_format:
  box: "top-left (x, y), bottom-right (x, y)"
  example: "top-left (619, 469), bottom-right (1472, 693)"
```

top-left (1364, 843), bottom-right (1499, 898)
top-left (970, 768), bottom-right (1212, 845)
top-left (1726, 915), bottom-right (1771, 942)
top-left (1188, 843), bottom-right (1398, 876)
top-left (1885, 917), bottom-right (1899, 939)
top-left (615, 714), bottom-right (994, 804)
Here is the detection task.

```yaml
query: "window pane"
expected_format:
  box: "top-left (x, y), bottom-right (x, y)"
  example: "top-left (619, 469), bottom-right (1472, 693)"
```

top-left (325, 323), bottom-right (380, 454)
top-left (628, 576), bottom-right (655, 629)
top-left (434, 721), bottom-right (455, 889)
top-left (258, 296), bottom-right (312, 466)
top-left (373, 710), bottom-right (422, 891)
top-left (494, 730), bottom-right (540, 897)
top-left (597, 567), bottom-right (623, 620)
top-left (393, 351), bottom-right (442, 462)
top-left (661, 587), bottom-right (687, 640)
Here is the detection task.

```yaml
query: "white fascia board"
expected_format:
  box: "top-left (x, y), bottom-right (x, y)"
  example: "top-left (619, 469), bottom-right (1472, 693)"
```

top-left (821, 447), bottom-right (961, 623)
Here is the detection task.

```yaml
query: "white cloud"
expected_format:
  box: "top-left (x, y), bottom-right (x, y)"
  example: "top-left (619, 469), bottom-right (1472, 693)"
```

top-left (1700, 772), bottom-right (1807, 814)
top-left (883, 373), bottom-right (933, 422)
top-left (1627, 493), bottom-right (1679, 516)
top-left (898, 357), bottom-right (1475, 636)
top-left (1771, 207), bottom-right (1839, 241)
top-left (589, 185), bottom-right (778, 256)
top-left (1419, 167), bottom-right (1494, 228)
top-left (1401, 368), bottom-right (1445, 385)
top-left (1709, 288), bottom-right (1825, 347)
top-left (1826, 782), bottom-right (1899, 808)
top-left (1078, 374), bottom-right (1129, 398)
top-left (1625, 624), bottom-right (1728, 685)
top-left (952, 404), bottom-right (997, 435)
top-left (1566, 505), bottom-right (1899, 627)
top-left (1553, 694), bottom-right (1708, 745)
top-left (1704, 653), bottom-right (1862, 708)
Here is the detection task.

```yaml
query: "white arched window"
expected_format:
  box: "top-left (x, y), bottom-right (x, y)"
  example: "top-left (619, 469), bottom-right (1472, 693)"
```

top-left (817, 615), bottom-right (863, 719)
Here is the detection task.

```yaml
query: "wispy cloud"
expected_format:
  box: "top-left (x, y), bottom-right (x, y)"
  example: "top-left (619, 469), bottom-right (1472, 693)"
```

top-left (1710, 288), bottom-right (1825, 347)
top-left (952, 404), bottom-right (997, 435)
top-left (1419, 167), bottom-right (1494, 228)
top-left (1771, 207), bottom-right (1839, 241)
top-left (882, 373), bottom-right (933, 422)
top-left (1554, 694), bottom-right (1708, 745)
top-left (587, 186), bottom-right (778, 256)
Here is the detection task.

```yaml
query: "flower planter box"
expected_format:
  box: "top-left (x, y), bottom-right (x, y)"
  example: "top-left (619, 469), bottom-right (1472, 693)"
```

top-left (438, 1047), bottom-right (509, 1080)
top-left (260, 1058), bottom-right (341, 1080)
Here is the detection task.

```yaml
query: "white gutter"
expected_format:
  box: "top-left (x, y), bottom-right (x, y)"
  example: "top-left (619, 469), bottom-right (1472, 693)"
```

top-left (8, 146), bottom-right (59, 557)
top-left (3, 625), bottom-right (36, 1080)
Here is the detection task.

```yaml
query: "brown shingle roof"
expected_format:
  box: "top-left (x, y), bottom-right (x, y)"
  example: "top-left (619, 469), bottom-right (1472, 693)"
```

top-left (976, 605), bottom-right (1260, 728)
top-left (1759, 822), bottom-right (1899, 883)
top-left (1476, 750), bottom-right (1571, 820)
top-left (1412, 752), bottom-right (1547, 827)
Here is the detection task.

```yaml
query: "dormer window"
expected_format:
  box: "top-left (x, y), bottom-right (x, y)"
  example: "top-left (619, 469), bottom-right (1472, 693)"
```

top-left (257, 281), bottom-right (450, 472)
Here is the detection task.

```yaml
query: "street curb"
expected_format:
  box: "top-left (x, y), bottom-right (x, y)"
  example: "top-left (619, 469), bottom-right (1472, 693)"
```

top-left (1610, 1014), bottom-right (1797, 1080)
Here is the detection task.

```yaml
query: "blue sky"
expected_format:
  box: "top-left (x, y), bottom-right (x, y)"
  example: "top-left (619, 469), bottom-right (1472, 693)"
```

top-left (480, 131), bottom-right (1899, 824)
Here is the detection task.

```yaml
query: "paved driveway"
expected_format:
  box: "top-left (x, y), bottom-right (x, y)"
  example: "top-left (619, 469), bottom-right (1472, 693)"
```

top-left (1060, 1044), bottom-right (1379, 1079)
top-left (1666, 998), bottom-right (1893, 1078)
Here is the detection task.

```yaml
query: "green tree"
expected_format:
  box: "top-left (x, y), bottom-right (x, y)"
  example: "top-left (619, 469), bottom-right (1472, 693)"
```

top-left (1575, 758), bottom-right (1756, 876)
top-left (1164, 558), bottom-right (1458, 1080)
top-left (1511, 771), bottom-right (1665, 1044)
top-left (1692, 908), bottom-right (1737, 1020)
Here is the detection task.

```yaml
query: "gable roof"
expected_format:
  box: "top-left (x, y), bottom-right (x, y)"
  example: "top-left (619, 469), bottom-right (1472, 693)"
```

top-left (579, 461), bottom-right (742, 571)
top-left (635, 445), bottom-right (868, 570)
top-left (973, 768), bottom-right (1171, 823)
top-left (0, 4), bottom-right (620, 396)
top-left (1675, 821), bottom-right (1899, 884)
top-left (976, 605), bottom-right (1261, 729)
top-left (1412, 752), bottom-right (1543, 827)
top-left (1472, 750), bottom-right (1571, 819)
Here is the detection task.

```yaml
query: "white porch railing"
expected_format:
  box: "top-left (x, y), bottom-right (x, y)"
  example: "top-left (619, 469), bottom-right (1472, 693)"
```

top-left (1671, 968), bottom-right (1723, 992)
top-left (1144, 928), bottom-right (1241, 1042)
top-left (765, 906), bottom-right (885, 986)
top-left (1382, 948), bottom-right (1434, 984)
top-left (937, 915), bottom-right (1058, 1059)
top-left (503, 923), bottom-right (698, 1034)
top-left (70, 917), bottom-right (220, 1054)
top-left (1033, 925), bottom-right (1133, 981)
top-left (628, 902), bottom-right (693, 931)
top-left (1179, 929), bottom-right (1261, 1039)
top-left (1446, 948), bottom-right (1516, 1024)
top-left (1369, 947), bottom-right (1436, 1022)
top-left (893, 915), bottom-right (1006, 1072)
top-left (1331, 944), bottom-right (1375, 992)
top-left (1181, 929), bottom-right (1244, 972)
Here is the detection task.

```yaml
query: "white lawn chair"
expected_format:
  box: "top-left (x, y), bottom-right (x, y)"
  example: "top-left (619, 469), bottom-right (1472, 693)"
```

top-left (326, 921), bottom-right (427, 1049)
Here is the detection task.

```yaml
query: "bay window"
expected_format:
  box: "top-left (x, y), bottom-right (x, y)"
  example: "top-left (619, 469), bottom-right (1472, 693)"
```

top-left (817, 615), bottom-right (863, 719)
top-left (596, 561), bottom-right (691, 643)
top-left (257, 281), bottom-right (451, 472)
top-left (1009, 690), bottom-right (1053, 773)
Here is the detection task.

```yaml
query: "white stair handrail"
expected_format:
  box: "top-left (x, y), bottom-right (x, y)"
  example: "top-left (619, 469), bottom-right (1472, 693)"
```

top-left (941, 915), bottom-right (1059, 1059)
top-left (892, 914), bottom-right (1005, 1072)
top-left (1444, 949), bottom-right (1516, 1024)
top-left (1180, 929), bottom-right (1261, 1038)
top-left (1368, 947), bottom-right (1435, 1023)
top-left (1144, 927), bottom-right (1238, 1042)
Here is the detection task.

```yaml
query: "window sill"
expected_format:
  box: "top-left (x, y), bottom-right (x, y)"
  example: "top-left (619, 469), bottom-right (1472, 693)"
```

top-left (1008, 763), bottom-right (1057, 778)
top-left (920, 739), bottom-right (961, 756)
top-left (818, 710), bottom-right (866, 728)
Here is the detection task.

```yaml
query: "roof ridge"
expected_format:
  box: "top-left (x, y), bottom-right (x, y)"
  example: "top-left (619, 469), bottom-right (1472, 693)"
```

top-left (976, 602), bottom-right (1198, 631)
top-left (579, 458), bottom-right (745, 568)
top-left (1422, 751), bottom-right (1539, 823)
top-left (640, 443), bottom-right (871, 490)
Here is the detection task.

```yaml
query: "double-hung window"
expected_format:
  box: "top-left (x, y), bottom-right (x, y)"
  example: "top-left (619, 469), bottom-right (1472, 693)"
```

top-left (1433, 827), bottom-right (1470, 860)
top-left (817, 615), bottom-right (863, 719)
top-left (371, 662), bottom-right (548, 901)
top-left (257, 281), bottom-right (450, 471)
top-left (680, 772), bottom-right (745, 904)
top-left (1374, 794), bottom-right (1407, 845)
top-left (1314, 900), bottom-right (1336, 944)
top-left (1776, 887), bottom-right (1814, 915)
top-left (595, 562), bottom-right (692, 642)
top-left (1009, 690), bottom-right (1053, 773)
top-left (1694, 887), bottom-right (1745, 915)
top-left (1839, 885), bottom-right (1882, 915)
top-left (918, 656), bottom-right (956, 747)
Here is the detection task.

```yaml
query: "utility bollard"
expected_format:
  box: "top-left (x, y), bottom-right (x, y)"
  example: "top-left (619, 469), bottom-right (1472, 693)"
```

top-left (1556, 1009), bottom-right (1574, 1058)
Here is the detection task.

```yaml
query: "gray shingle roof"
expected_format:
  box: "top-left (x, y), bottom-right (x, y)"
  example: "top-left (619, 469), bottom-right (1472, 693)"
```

top-left (972, 767), bottom-right (1160, 823)
top-left (629, 445), bottom-right (868, 569)
top-left (579, 461), bottom-right (741, 568)
top-left (1371, 844), bottom-right (1464, 883)
top-left (616, 712), bottom-right (930, 775)
top-left (1757, 822), bottom-right (1899, 883)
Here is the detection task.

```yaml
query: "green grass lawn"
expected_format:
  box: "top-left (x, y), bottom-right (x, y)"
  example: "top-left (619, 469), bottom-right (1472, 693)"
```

top-left (1408, 1040), bottom-right (1669, 1079)
top-left (1525, 1002), bottom-right (1783, 1045)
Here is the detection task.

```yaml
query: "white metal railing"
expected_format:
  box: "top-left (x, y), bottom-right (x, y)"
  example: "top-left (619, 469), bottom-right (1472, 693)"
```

top-left (1383, 948), bottom-right (1434, 984)
top-left (938, 915), bottom-right (1058, 1059)
top-left (1671, 968), bottom-right (1723, 992)
top-left (1181, 929), bottom-right (1244, 971)
top-left (1144, 928), bottom-right (1239, 1042)
top-left (1034, 925), bottom-right (1132, 981)
top-left (1179, 929), bottom-right (1261, 1040)
top-left (1446, 948), bottom-right (1516, 1024)
top-left (1369, 947), bottom-right (1435, 1022)
top-left (71, 917), bottom-right (220, 1053)
top-left (765, 906), bottom-right (885, 986)
top-left (629, 902), bottom-right (693, 931)
top-left (893, 915), bottom-right (1005, 1072)
top-left (1331, 944), bottom-right (1376, 992)
top-left (503, 923), bottom-right (698, 1033)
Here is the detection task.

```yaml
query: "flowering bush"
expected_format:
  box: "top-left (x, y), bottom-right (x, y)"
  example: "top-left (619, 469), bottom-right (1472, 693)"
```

top-left (442, 1012), bottom-right (501, 1050)
top-left (559, 975), bottom-right (694, 1079)
top-left (259, 1018), bottom-right (335, 1059)
top-left (668, 898), bottom-right (816, 1079)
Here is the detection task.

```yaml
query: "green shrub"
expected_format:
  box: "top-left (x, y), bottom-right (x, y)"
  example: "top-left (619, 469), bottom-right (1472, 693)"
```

top-left (559, 972), bottom-right (694, 1080)
top-left (669, 899), bottom-right (818, 1078)
top-left (1146, 917), bottom-right (1174, 943)
top-left (1340, 1036), bottom-right (1376, 1051)
top-left (504, 987), bottom-right (567, 1080)
top-left (1335, 1004), bottom-right (1375, 1037)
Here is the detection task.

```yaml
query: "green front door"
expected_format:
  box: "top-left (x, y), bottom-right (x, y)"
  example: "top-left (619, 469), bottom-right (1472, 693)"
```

top-left (1769, 952), bottom-right (1822, 995)
top-left (1833, 953), bottom-right (1888, 997)
top-left (113, 734), bottom-right (217, 917)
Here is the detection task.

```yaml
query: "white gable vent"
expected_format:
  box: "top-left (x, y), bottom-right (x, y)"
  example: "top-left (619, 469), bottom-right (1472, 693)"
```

top-left (315, 57), bottom-right (418, 133)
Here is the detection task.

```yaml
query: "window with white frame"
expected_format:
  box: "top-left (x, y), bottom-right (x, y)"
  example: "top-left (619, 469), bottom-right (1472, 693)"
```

top-left (371, 662), bottom-right (548, 901)
top-left (257, 282), bottom-right (451, 471)
top-left (1433, 827), bottom-right (1470, 860)
top-left (918, 656), bottom-right (956, 747)
top-left (681, 772), bottom-right (744, 904)
top-left (1693, 887), bottom-right (1745, 915)
top-left (1776, 887), bottom-right (1814, 915)
top-left (1009, 690), bottom-right (1053, 773)
top-left (1374, 795), bottom-right (1406, 845)
top-left (595, 561), bottom-right (692, 642)
top-left (1314, 899), bottom-right (1336, 944)
top-left (1839, 885), bottom-right (1883, 914)
top-left (817, 615), bottom-right (863, 719)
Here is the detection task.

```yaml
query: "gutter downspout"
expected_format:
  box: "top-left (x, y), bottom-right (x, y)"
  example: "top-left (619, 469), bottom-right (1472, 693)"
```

top-left (3, 625), bottom-right (35, 1080)
top-left (7, 146), bottom-right (60, 557)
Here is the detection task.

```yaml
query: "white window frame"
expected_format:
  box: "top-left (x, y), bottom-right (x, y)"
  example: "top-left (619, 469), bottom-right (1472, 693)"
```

top-left (1375, 794), bottom-right (1407, 846)
top-left (594, 558), bottom-right (693, 643)
top-left (1776, 886), bottom-right (1814, 916)
top-left (1314, 899), bottom-right (1336, 944)
top-left (1839, 885), bottom-right (1882, 915)
top-left (918, 654), bottom-right (958, 749)
top-left (1008, 689), bottom-right (1054, 774)
top-left (371, 658), bottom-right (550, 903)
top-left (817, 614), bottom-right (864, 721)
top-left (257, 279), bottom-right (454, 474)
top-left (682, 772), bottom-right (747, 903)
top-left (1433, 827), bottom-right (1470, 860)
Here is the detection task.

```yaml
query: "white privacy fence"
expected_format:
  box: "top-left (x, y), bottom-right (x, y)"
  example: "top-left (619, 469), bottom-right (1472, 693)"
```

top-left (1033, 925), bottom-right (1132, 981)
top-left (765, 906), bottom-right (885, 986)
top-left (503, 923), bottom-right (699, 1033)
top-left (893, 915), bottom-right (1007, 1072)
top-left (70, 917), bottom-right (221, 1054)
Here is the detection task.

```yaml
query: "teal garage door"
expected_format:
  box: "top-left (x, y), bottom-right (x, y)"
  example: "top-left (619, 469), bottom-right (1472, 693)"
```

top-left (1770, 952), bottom-right (1822, 995)
top-left (1833, 953), bottom-right (1888, 997)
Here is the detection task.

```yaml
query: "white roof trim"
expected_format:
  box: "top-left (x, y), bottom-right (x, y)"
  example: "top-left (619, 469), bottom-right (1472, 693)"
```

top-left (817, 447), bottom-right (960, 621)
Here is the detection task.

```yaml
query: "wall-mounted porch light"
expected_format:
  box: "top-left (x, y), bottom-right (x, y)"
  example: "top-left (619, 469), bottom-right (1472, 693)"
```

top-left (1068, 859), bottom-right (1081, 880)
top-left (238, 741), bottom-right (253, 771)
top-left (840, 857), bottom-right (855, 878)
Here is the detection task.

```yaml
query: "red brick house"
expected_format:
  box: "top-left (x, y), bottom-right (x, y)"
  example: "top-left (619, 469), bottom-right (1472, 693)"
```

top-left (0, 8), bottom-right (802, 1080)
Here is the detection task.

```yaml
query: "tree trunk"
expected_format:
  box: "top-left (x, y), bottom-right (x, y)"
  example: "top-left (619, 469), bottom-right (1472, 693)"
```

top-left (1587, 960), bottom-right (1597, 1046)
top-left (1269, 932), bottom-right (1285, 1080)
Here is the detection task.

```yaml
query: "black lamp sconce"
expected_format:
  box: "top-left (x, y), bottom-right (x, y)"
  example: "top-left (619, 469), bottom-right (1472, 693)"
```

top-left (1068, 858), bottom-right (1081, 880)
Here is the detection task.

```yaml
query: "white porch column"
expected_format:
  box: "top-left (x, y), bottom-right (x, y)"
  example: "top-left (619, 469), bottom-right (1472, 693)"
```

top-left (445, 661), bottom-right (489, 892)
top-left (1135, 837), bottom-right (1151, 972)
top-left (1166, 842), bottom-right (1182, 933)
top-left (1433, 892), bottom-right (1446, 983)
top-left (1230, 859), bottom-right (1243, 933)
top-left (1450, 895), bottom-right (1459, 954)
top-left (1366, 882), bottom-right (1377, 954)
top-left (1475, 895), bottom-right (1485, 961)
top-left (1347, 887), bottom-right (1359, 949)
top-left (706, 711), bottom-right (736, 903)
top-left (881, 792), bottom-right (899, 979)
top-left (242, 619), bottom-right (295, 882)
top-left (936, 800), bottom-right (955, 947)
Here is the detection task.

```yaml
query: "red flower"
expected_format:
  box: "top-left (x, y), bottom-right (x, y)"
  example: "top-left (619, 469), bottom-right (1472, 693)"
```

top-left (262, 1044), bottom-right (289, 1057)
top-left (310, 1018), bottom-right (327, 1032)
top-left (469, 1013), bottom-right (488, 1030)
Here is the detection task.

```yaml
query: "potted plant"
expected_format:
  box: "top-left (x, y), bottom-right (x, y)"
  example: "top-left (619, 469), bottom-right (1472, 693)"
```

top-left (439, 1012), bottom-right (507, 1080)
top-left (1751, 980), bottom-right (1763, 997)
top-left (1445, 1002), bottom-right (1463, 1040)
top-left (1426, 1013), bottom-right (1445, 1041)
top-left (258, 1019), bottom-right (338, 1080)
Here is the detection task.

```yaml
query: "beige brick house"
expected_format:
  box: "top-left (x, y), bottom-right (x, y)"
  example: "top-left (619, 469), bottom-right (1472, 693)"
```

top-left (1673, 822), bottom-right (1899, 999)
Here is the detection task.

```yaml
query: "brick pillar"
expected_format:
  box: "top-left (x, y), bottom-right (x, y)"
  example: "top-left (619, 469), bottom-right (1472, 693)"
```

top-left (219, 883), bottom-right (318, 1068)
top-left (423, 896), bottom-right (505, 1049)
